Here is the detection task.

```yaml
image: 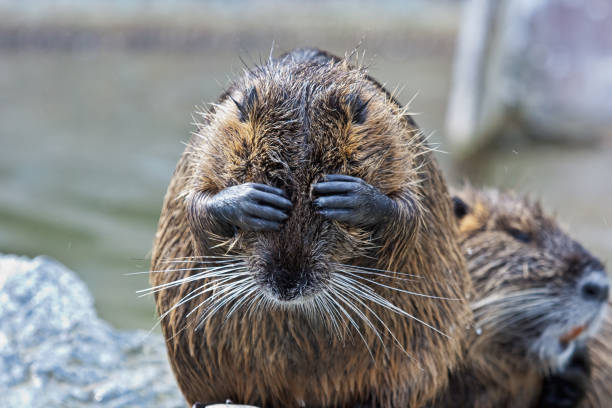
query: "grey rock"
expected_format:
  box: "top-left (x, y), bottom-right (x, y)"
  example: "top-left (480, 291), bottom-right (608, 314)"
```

top-left (0, 254), bottom-right (184, 408)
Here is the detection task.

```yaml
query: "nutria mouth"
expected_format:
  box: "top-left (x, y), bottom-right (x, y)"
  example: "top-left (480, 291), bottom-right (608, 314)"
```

top-left (559, 324), bottom-right (587, 347)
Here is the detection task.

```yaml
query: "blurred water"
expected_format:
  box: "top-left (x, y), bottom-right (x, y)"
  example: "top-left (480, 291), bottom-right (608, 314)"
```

top-left (1, 2), bottom-right (610, 329)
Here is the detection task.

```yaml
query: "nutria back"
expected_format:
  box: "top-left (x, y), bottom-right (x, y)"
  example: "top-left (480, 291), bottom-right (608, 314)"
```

top-left (430, 187), bottom-right (609, 408)
top-left (150, 48), bottom-right (471, 407)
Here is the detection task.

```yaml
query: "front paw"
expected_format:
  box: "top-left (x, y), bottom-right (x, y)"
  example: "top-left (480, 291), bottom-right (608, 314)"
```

top-left (207, 183), bottom-right (292, 232)
top-left (538, 345), bottom-right (590, 407)
top-left (312, 174), bottom-right (396, 228)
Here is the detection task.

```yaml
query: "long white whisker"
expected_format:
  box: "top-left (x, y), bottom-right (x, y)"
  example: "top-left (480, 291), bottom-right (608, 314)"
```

top-left (331, 277), bottom-right (414, 360)
top-left (322, 289), bottom-right (374, 360)
top-left (333, 263), bottom-right (422, 278)
top-left (138, 264), bottom-right (248, 296)
top-left (330, 284), bottom-right (386, 354)
top-left (223, 284), bottom-right (259, 321)
top-left (335, 274), bottom-right (449, 338)
top-left (187, 278), bottom-right (250, 320)
top-left (155, 274), bottom-right (249, 328)
top-left (340, 270), bottom-right (459, 300)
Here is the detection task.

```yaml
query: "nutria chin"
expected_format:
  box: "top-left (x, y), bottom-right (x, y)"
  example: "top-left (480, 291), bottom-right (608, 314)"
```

top-left (149, 48), bottom-right (472, 408)
top-left (428, 187), bottom-right (609, 408)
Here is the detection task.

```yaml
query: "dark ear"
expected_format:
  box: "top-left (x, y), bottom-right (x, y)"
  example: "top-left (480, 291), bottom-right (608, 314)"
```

top-left (231, 86), bottom-right (258, 122)
top-left (452, 196), bottom-right (469, 219)
top-left (346, 94), bottom-right (370, 124)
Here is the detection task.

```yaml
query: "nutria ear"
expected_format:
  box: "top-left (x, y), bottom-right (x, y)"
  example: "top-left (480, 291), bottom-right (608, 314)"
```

top-left (452, 196), bottom-right (469, 219)
top-left (231, 86), bottom-right (258, 122)
top-left (346, 93), bottom-right (370, 124)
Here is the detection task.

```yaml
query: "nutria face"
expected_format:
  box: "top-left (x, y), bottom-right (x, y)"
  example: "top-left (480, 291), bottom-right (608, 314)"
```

top-left (186, 50), bottom-right (420, 303)
top-left (452, 188), bottom-right (609, 370)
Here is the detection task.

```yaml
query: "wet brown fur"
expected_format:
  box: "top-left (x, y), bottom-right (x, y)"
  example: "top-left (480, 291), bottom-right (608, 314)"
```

top-left (430, 186), bottom-right (608, 408)
top-left (581, 309), bottom-right (612, 407)
top-left (150, 49), bottom-right (471, 407)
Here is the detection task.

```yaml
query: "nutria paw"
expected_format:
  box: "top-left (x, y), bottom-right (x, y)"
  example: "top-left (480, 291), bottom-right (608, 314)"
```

top-left (205, 183), bottom-right (292, 232)
top-left (312, 174), bottom-right (396, 227)
top-left (537, 345), bottom-right (591, 408)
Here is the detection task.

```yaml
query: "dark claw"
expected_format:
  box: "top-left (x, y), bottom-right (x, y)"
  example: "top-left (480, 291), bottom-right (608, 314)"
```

top-left (312, 181), bottom-right (357, 195)
top-left (323, 174), bottom-right (365, 184)
top-left (312, 175), bottom-right (395, 228)
top-left (313, 195), bottom-right (355, 209)
top-left (248, 182), bottom-right (287, 197)
top-left (244, 203), bottom-right (289, 221)
top-left (248, 190), bottom-right (292, 210)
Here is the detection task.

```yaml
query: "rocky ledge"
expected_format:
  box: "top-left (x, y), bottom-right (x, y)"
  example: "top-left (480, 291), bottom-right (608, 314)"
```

top-left (0, 254), bottom-right (183, 407)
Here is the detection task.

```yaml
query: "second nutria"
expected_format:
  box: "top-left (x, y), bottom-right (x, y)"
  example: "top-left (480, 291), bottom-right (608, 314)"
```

top-left (150, 48), bottom-right (471, 407)
top-left (428, 187), bottom-right (608, 407)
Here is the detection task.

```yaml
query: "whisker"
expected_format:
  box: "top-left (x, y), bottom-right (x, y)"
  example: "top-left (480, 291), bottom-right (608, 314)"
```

top-left (127, 261), bottom-right (242, 276)
top-left (331, 277), bottom-right (414, 361)
top-left (163, 255), bottom-right (248, 261)
top-left (188, 278), bottom-right (254, 328)
top-left (197, 281), bottom-right (257, 330)
top-left (330, 284), bottom-right (386, 353)
top-left (339, 270), bottom-right (459, 300)
top-left (223, 284), bottom-right (259, 322)
top-left (317, 293), bottom-right (346, 340)
top-left (338, 269), bottom-right (420, 282)
top-left (321, 289), bottom-right (374, 360)
top-left (155, 275), bottom-right (250, 329)
top-left (146, 261), bottom-right (246, 275)
top-left (159, 258), bottom-right (240, 265)
top-left (332, 263), bottom-right (422, 279)
top-left (137, 264), bottom-right (248, 296)
top-left (334, 274), bottom-right (449, 338)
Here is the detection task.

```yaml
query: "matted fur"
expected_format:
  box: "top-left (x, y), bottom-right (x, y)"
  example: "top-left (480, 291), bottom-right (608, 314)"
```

top-left (150, 48), bottom-right (471, 407)
top-left (430, 186), bottom-right (608, 408)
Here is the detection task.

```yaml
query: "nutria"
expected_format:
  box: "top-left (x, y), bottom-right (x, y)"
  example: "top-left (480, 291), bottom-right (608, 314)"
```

top-left (149, 48), bottom-right (471, 407)
top-left (428, 187), bottom-right (609, 407)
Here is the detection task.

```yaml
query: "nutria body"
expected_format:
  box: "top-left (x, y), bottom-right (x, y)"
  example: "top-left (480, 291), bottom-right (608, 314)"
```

top-left (150, 48), bottom-right (471, 407)
top-left (429, 187), bottom-right (609, 408)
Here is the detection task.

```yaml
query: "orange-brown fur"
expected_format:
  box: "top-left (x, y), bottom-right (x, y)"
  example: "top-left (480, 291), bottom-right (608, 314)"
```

top-left (430, 187), bottom-right (608, 408)
top-left (150, 49), bottom-right (471, 407)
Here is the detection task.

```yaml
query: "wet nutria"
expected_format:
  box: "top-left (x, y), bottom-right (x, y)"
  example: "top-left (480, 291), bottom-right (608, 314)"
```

top-left (149, 48), bottom-right (471, 407)
top-left (428, 187), bottom-right (609, 407)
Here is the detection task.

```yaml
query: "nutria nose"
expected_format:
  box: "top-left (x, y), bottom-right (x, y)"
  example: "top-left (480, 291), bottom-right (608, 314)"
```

top-left (579, 272), bottom-right (610, 302)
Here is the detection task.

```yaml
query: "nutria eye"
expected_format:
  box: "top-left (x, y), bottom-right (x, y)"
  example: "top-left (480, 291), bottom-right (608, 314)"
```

top-left (507, 227), bottom-right (531, 243)
top-left (452, 197), bottom-right (469, 219)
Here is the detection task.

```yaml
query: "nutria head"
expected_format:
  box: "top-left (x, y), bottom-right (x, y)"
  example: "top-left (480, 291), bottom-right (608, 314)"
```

top-left (185, 48), bottom-right (423, 305)
top-left (452, 187), bottom-right (609, 371)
